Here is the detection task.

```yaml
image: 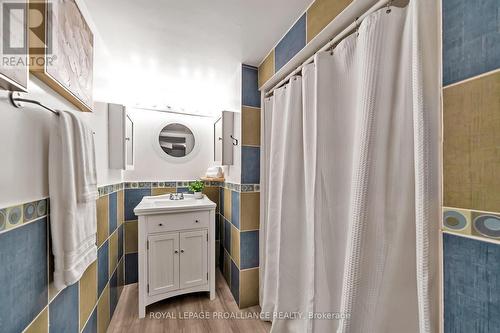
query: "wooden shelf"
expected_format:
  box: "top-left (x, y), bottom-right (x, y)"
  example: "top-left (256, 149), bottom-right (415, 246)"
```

top-left (200, 176), bottom-right (225, 182)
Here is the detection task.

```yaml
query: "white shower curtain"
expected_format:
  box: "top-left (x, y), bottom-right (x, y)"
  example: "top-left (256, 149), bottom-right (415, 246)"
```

top-left (260, 1), bottom-right (440, 333)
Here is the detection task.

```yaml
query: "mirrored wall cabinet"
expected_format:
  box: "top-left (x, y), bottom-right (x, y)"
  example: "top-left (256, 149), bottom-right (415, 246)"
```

top-left (214, 111), bottom-right (236, 165)
top-left (108, 103), bottom-right (135, 170)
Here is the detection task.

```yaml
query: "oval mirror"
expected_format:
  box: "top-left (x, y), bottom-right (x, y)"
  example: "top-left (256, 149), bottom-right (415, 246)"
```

top-left (158, 123), bottom-right (195, 158)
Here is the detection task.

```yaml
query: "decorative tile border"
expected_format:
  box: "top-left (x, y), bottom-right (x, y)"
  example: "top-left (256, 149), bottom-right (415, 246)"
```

top-left (0, 198), bottom-right (49, 233)
top-left (221, 182), bottom-right (260, 193)
top-left (98, 183), bottom-right (123, 197)
top-left (443, 207), bottom-right (500, 242)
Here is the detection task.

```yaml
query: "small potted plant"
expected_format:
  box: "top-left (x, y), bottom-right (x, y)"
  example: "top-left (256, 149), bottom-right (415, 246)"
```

top-left (189, 180), bottom-right (204, 199)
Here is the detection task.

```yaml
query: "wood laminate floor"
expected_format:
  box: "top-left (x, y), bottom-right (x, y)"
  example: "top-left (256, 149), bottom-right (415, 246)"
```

top-left (108, 270), bottom-right (271, 333)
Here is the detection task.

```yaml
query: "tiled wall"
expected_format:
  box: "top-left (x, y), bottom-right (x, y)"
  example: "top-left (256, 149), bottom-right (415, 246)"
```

top-left (442, 0), bottom-right (500, 331)
top-left (218, 183), bottom-right (260, 309)
top-left (258, 0), bottom-right (353, 87)
top-left (0, 183), bottom-right (125, 333)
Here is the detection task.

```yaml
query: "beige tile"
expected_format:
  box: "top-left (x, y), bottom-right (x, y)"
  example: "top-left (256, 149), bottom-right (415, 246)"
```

top-left (79, 260), bottom-right (97, 330)
top-left (24, 307), bottom-right (48, 333)
top-left (109, 231), bottom-right (118, 277)
top-left (258, 50), bottom-right (274, 88)
top-left (230, 225), bottom-right (240, 268)
top-left (307, 0), bottom-right (352, 42)
top-left (124, 221), bottom-right (138, 254)
top-left (223, 188), bottom-right (231, 221)
top-left (96, 196), bottom-right (109, 247)
top-left (240, 192), bottom-right (260, 231)
top-left (117, 190), bottom-right (124, 226)
top-left (203, 187), bottom-right (220, 211)
top-left (152, 188), bottom-right (176, 196)
top-left (239, 268), bottom-right (259, 308)
top-left (242, 106), bottom-right (261, 146)
top-left (97, 284), bottom-right (110, 333)
top-left (443, 71), bottom-right (500, 212)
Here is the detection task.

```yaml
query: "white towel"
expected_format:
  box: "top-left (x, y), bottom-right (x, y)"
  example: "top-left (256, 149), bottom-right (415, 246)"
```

top-left (71, 112), bottom-right (98, 203)
top-left (49, 111), bottom-right (97, 291)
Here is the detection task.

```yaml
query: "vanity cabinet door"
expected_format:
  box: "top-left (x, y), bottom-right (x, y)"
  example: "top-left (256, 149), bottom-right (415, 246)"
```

top-left (148, 232), bottom-right (179, 296)
top-left (179, 230), bottom-right (208, 289)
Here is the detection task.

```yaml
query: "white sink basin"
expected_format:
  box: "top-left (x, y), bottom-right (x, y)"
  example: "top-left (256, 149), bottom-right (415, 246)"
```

top-left (134, 193), bottom-right (216, 215)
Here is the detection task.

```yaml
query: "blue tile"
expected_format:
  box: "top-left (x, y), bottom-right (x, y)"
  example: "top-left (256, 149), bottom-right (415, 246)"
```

top-left (110, 269), bottom-right (118, 317)
top-left (242, 65), bottom-right (260, 108)
top-left (230, 260), bottom-right (240, 305)
top-left (118, 224), bottom-right (124, 260)
top-left (218, 241), bottom-right (224, 269)
top-left (49, 282), bottom-right (79, 333)
top-left (82, 308), bottom-right (97, 333)
top-left (241, 146), bottom-right (260, 184)
top-left (240, 231), bottom-right (259, 269)
top-left (177, 187), bottom-right (191, 193)
top-left (275, 14), bottom-right (306, 72)
top-left (125, 253), bottom-right (138, 284)
top-left (0, 218), bottom-right (48, 333)
top-left (444, 233), bottom-right (500, 332)
top-left (224, 218), bottom-right (231, 252)
top-left (108, 192), bottom-right (117, 233)
top-left (97, 240), bottom-right (109, 297)
top-left (231, 191), bottom-right (240, 229)
top-left (124, 189), bottom-right (151, 221)
top-left (443, 0), bottom-right (500, 85)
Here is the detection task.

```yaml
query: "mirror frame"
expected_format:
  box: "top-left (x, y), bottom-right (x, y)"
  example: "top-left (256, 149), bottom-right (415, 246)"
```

top-left (153, 121), bottom-right (200, 163)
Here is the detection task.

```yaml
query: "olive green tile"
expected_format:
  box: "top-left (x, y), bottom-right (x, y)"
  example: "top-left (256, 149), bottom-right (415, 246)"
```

top-left (306, 0), bottom-right (352, 42)
top-left (231, 225), bottom-right (240, 268)
top-left (79, 260), bottom-right (97, 330)
top-left (117, 190), bottom-right (124, 227)
top-left (240, 192), bottom-right (260, 231)
top-left (223, 188), bottom-right (232, 221)
top-left (97, 284), bottom-right (110, 333)
top-left (203, 187), bottom-right (219, 211)
top-left (24, 307), bottom-right (48, 333)
top-left (242, 106), bottom-right (261, 146)
top-left (152, 188), bottom-right (176, 196)
top-left (109, 231), bottom-right (118, 277)
top-left (240, 268), bottom-right (259, 308)
top-left (124, 221), bottom-right (138, 254)
top-left (443, 71), bottom-right (500, 212)
top-left (258, 50), bottom-right (274, 88)
top-left (97, 196), bottom-right (109, 247)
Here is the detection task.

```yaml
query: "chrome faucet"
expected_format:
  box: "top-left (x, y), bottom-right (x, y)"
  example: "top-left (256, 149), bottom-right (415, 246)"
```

top-left (169, 193), bottom-right (184, 200)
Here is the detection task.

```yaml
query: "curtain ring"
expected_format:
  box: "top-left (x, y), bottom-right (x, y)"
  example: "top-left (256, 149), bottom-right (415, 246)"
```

top-left (386, 0), bottom-right (393, 14)
top-left (354, 17), bottom-right (360, 37)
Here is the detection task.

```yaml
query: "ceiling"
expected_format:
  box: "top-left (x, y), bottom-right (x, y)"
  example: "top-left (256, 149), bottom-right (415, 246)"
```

top-left (81, 0), bottom-right (311, 115)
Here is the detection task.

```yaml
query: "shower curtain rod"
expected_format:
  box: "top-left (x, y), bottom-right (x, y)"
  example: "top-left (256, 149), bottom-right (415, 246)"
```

top-left (265, 0), bottom-right (392, 97)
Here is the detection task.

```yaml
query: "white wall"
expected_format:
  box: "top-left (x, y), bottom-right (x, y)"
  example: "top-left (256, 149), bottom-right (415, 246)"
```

top-left (123, 107), bottom-right (215, 182)
top-left (0, 76), bottom-right (121, 208)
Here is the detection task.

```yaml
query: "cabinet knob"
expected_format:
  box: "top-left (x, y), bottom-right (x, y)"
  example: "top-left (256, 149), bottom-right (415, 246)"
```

top-left (174, 250), bottom-right (179, 254)
top-left (195, 220), bottom-right (199, 223)
top-left (180, 249), bottom-right (184, 253)
top-left (158, 223), bottom-right (163, 226)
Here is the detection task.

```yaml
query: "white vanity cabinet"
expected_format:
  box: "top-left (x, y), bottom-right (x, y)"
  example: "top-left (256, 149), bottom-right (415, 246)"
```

top-left (134, 195), bottom-right (216, 318)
